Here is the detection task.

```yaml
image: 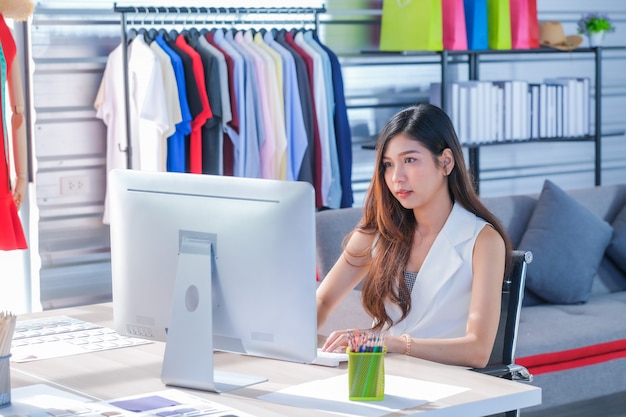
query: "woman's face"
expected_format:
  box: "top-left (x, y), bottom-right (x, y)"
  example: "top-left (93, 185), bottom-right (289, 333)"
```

top-left (382, 134), bottom-right (450, 210)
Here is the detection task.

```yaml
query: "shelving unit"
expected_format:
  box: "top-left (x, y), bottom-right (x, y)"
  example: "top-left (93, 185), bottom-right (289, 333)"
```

top-left (349, 46), bottom-right (625, 193)
top-left (442, 46), bottom-right (625, 191)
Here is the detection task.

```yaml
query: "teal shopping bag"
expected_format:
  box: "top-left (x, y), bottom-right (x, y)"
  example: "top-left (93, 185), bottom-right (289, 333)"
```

top-left (379, 0), bottom-right (443, 51)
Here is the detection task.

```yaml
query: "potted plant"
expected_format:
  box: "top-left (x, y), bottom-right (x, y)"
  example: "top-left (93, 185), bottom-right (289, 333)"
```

top-left (577, 12), bottom-right (616, 47)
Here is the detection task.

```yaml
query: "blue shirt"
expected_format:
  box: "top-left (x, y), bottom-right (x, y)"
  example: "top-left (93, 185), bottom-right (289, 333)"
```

top-left (155, 34), bottom-right (192, 173)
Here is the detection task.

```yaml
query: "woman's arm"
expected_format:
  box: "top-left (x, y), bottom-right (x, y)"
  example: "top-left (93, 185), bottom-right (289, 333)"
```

top-left (316, 229), bottom-right (373, 331)
top-left (8, 46), bottom-right (28, 208)
top-left (385, 225), bottom-right (505, 368)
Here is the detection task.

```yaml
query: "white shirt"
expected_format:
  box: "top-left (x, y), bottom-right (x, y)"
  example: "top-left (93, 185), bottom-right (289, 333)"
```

top-left (128, 37), bottom-right (170, 172)
top-left (94, 43), bottom-right (127, 225)
top-left (95, 39), bottom-right (170, 224)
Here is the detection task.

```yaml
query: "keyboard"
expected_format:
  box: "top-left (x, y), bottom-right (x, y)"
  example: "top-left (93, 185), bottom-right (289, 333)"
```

top-left (311, 348), bottom-right (349, 367)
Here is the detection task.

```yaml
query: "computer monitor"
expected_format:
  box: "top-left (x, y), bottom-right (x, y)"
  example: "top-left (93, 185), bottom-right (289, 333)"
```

top-left (108, 169), bottom-right (318, 391)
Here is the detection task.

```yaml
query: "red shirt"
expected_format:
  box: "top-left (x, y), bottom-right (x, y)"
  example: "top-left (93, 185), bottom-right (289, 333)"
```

top-left (176, 34), bottom-right (212, 174)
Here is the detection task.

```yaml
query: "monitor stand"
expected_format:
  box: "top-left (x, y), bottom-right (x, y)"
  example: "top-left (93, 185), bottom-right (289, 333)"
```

top-left (161, 232), bottom-right (267, 393)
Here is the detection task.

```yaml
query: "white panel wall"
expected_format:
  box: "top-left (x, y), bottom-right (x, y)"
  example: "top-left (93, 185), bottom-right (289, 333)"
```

top-left (26, 4), bottom-right (120, 309)
top-left (16, 0), bottom-right (626, 308)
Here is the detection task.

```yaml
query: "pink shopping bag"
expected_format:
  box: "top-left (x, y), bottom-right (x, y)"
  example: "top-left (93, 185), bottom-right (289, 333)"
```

top-left (510, 0), bottom-right (539, 49)
top-left (527, 0), bottom-right (539, 47)
top-left (443, 0), bottom-right (468, 50)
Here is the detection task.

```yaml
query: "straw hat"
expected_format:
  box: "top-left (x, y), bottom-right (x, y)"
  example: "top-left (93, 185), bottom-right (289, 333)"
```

top-left (539, 21), bottom-right (583, 51)
top-left (0, 0), bottom-right (35, 21)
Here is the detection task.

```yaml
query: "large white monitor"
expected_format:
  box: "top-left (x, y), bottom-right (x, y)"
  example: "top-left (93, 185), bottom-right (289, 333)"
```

top-left (108, 169), bottom-right (318, 391)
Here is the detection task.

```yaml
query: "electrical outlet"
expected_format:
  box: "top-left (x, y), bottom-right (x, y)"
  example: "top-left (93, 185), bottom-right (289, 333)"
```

top-left (60, 175), bottom-right (90, 195)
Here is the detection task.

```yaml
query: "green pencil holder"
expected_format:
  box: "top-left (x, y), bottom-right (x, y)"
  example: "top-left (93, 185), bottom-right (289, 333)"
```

top-left (347, 348), bottom-right (386, 401)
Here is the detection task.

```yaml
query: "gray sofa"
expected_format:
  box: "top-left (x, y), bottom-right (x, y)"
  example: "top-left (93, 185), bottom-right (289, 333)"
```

top-left (315, 181), bottom-right (626, 414)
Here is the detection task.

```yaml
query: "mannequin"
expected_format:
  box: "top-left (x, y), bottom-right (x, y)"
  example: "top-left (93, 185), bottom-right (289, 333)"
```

top-left (0, 0), bottom-right (33, 251)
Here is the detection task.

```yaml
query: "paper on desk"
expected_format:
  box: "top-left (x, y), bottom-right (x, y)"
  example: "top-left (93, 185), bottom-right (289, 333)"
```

top-left (0, 386), bottom-right (257, 417)
top-left (260, 374), bottom-right (469, 417)
top-left (0, 384), bottom-right (93, 417)
top-left (10, 316), bottom-right (152, 363)
top-left (104, 389), bottom-right (258, 417)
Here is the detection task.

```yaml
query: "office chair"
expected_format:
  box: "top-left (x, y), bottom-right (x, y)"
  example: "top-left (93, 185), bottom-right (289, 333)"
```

top-left (471, 250), bottom-right (534, 417)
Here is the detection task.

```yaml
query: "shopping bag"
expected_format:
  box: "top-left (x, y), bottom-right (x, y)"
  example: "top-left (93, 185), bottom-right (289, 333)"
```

top-left (527, 0), bottom-right (539, 47)
top-left (443, 0), bottom-right (468, 50)
top-left (510, 0), bottom-right (539, 49)
top-left (486, 0), bottom-right (511, 49)
top-left (464, 0), bottom-right (488, 50)
top-left (379, 0), bottom-right (443, 51)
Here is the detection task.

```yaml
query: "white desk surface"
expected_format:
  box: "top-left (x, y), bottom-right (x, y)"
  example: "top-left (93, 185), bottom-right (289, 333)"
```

top-left (9, 303), bottom-right (540, 417)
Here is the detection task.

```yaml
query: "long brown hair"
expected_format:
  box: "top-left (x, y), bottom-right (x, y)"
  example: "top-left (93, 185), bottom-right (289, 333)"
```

top-left (351, 104), bottom-right (512, 331)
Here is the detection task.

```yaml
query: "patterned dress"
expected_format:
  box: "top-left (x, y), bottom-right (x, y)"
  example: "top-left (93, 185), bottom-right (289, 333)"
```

top-left (0, 14), bottom-right (27, 250)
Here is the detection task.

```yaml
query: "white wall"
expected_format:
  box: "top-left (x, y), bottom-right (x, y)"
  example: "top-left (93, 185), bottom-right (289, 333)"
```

top-left (7, 0), bottom-right (626, 310)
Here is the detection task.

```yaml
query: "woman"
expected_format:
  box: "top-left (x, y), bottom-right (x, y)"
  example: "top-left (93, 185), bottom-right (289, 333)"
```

top-left (316, 104), bottom-right (512, 368)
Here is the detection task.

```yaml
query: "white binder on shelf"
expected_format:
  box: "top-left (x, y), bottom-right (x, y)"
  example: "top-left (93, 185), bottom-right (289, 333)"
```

top-left (493, 81), bottom-right (513, 141)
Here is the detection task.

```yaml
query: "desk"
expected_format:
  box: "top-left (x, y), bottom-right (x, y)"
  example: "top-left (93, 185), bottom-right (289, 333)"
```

top-left (9, 303), bottom-right (540, 416)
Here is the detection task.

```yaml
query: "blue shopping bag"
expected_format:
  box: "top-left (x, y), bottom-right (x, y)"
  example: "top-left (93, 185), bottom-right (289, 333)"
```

top-left (464, 0), bottom-right (488, 50)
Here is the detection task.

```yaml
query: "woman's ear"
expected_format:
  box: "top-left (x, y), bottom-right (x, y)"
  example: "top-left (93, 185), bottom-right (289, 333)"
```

top-left (440, 148), bottom-right (455, 176)
top-left (1, 0), bottom-right (35, 21)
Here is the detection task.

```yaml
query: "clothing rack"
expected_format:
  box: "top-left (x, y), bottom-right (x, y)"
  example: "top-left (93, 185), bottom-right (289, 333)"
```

top-left (113, 3), bottom-right (327, 168)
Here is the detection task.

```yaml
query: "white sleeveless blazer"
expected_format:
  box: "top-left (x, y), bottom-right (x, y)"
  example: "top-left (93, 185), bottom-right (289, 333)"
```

top-left (386, 203), bottom-right (488, 339)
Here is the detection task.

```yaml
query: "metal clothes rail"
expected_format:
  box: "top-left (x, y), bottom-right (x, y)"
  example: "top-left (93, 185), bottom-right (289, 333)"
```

top-left (112, 3), bottom-right (326, 168)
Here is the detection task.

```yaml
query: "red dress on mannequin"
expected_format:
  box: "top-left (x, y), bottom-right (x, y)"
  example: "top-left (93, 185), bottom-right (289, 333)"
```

top-left (0, 14), bottom-right (27, 250)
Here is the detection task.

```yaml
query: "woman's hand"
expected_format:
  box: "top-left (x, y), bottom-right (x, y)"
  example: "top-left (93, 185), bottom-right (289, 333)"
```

top-left (320, 329), bottom-right (353, 353)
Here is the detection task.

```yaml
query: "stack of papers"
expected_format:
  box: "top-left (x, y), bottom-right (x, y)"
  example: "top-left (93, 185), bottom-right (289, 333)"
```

top-left (11, 316), bottom-right (151, 362)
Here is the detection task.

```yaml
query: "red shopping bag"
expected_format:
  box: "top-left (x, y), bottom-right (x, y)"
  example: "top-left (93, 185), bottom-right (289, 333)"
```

top-left (527, 0), bottom-right (539, 47)
top-left (510, 0), bottom-right (540, 49)
top-left (443, 0), bottom-right (468, 50)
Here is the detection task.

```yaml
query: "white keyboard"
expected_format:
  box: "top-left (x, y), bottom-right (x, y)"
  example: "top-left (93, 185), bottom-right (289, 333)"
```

top-left (311, 348), bottom-right (349, 367)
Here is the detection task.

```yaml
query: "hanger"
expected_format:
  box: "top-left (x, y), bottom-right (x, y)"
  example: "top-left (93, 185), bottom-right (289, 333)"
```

top-left (179, 7), bottom-right (191, 37)
top-left (188, 27), bottom-right (200, 38)
top-left (186, 7), bottom-right (203, 39)
top-left (127, 28), bottom-right (138, 43)
top-left (148, 28), bottom-right (158, 41)
top-left (158, 28), bottom-right (170, 41)
top-left (141, 6), bottom-right (159, 42)
top-left (138, 27), bottom-right (150, 43)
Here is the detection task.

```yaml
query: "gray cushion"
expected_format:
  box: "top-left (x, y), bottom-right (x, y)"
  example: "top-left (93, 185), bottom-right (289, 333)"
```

top-left (517, 291), bottom-right (626, 357)
top-left (522, 287), bottom-right (544, 306)
top-left (316, 207), bottom-right (362, 279)
top-left (482, 194), bottom-right (537, 247)
top-left (607, 203), bottom-right (626, 273)
top-left (518, 180), bottom-right (612, 304)
top-left (591, 257), bottom-right (626, 295)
